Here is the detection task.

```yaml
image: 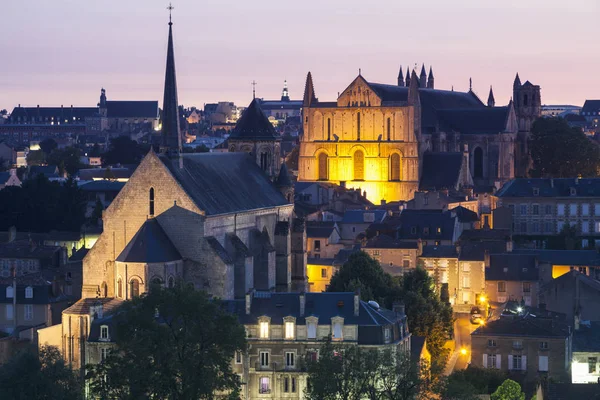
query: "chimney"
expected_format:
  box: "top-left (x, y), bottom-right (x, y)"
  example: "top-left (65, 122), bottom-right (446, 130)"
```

top-left (299, 292), bottom-right (306, 317)
top-left (381, 199), bottom-right (387, 206)
top-left (245, 289), bottom-right (253, 315)
top-left (392, 302), bottom-right (405, 316)
top-left (506, 240), bottom-right (514, 252)
top-left (417, 238), bottom-right (423, 256)
top-left (8, 226), bottom-right (16, 243)
top-left (354, 289), bottom-right (360, 316)
top-left (363, 190), bottom-right (367, 199)
top-left (575, 313), bottom-right (580, 331)
top-left (340, 181), bottom-right (346, 189)
top-left (484, 250), bottom-right (490, 268)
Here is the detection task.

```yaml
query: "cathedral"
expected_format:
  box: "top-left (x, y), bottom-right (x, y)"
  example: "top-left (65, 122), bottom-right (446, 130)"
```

top-left (39, 14), bottom-right (304, 370)
top-left (298, 65), bottom-right (541, 204)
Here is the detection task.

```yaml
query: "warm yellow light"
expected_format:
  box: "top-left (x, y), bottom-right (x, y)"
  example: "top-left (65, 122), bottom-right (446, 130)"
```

top-left (460, 348), bottom-right (467, 355)
top-left (479, 320), bottom-right (485, 326)
top-left (479, 295), bottom-right (486, 303)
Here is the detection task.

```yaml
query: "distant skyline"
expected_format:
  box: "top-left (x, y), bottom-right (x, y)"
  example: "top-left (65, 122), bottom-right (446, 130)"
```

top-left (2, 0), bottom-right (599, 111)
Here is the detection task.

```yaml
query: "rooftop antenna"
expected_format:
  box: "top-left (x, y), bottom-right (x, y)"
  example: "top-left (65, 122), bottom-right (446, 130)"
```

top-left (251, 80), bottom-right (257, 99)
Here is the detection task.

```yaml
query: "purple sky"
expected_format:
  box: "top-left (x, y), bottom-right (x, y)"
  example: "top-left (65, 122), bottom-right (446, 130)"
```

top-left (2, 0), bottom-right (599, 112)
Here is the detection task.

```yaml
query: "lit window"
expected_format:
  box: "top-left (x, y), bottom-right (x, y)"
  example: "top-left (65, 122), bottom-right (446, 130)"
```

top-left (321, 268), bottom-right (327, 278)
top-left (285, 321), bottom-right (295, 340)
top-left (100, 325), bottom-right (109, 340)
top-left (259, 321), bottom-right (269, 339)
top-left (25, 286), bottom-right (33, 299)
top-left (307, 321), bottom-right (317, 339)
top-left (259, 377), bottom-right (270, 394)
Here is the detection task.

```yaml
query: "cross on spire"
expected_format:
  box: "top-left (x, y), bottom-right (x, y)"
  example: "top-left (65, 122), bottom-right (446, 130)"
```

top-left (252, 80), bottom-right (257, 99)
top-left (167, 3), bottom-right (174, 25)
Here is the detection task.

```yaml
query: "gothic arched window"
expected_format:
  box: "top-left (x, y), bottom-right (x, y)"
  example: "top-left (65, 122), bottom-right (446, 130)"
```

top-left (327, 118), bottom-right (331, 141)
top-left (260, 152), bottom-right (270, 171)
top-left (357, 112), bottom-right (361, 140)
top-left (117, 278), bottom-right (123, 298)
top-left (387, 118), bottom-right (391, 141)
top-left (523, 94), bottom-right (528, 106)
top-left (354, 150), bottom-right (364, 181)
top-left (130, 279), bottom-right (140, 298)
top-left (101, 282), bottom-right (108, 298)
top-left (390, 153), bottom-right (401, 181)
top-left (318, 153), bottom-right (328, 181)
top-left (149, 188), bottom-right (155, 216)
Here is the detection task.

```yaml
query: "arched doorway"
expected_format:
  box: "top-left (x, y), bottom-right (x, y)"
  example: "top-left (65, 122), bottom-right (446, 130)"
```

top-left (473, 147), bottom-right (484, 179)
top-left (354, 150), bottom-right (364, 181)
top-left (130, 279), bottom-right (140, 298)
top-left (318, 153), bottom-right (328, 180)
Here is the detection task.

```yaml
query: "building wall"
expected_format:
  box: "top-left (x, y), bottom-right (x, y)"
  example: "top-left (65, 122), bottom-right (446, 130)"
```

top-left (306, 263), bottom-right (334, 292)
top-left (307, 232), bottom-right (342, 259)
top-left (572, 351), bottom-right (600, 383)
top-left (364, 248), bottom-right (418, 275)
top-left (539, 277), bottom-right (600, 323)
top-left (486, 279), bottom-right (538, 307)
top-left (0, 303), bottom-right (50, 334)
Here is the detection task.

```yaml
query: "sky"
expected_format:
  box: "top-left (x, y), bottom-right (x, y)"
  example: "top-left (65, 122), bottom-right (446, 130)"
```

top-left (1, 0), bottom-right (599, 111)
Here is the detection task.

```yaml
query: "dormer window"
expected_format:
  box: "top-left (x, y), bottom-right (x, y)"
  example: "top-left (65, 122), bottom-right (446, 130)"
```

top-left (25, 286), bottom-right (33, 299)
top-left (384, 327), bottom-right (391, 342)
top-left (331, 317), bottom-right (344, 341)
top-left (6, 286), bottom-right (13, 298)
top-left (533, 187), bottom-right (539, 196)
top-left (284, 317), bottom-right (296, 340)
top-left (259, 318), bottom-right (270, 339)
top-left (306, 317), bottom-right (318, 340)
top-left (571, 187), bottom-right (577, 196)
top-left (100, 325), bottom-right (109, 341)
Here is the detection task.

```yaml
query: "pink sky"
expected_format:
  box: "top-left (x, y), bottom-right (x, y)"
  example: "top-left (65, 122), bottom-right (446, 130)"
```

top-left (2, 0), bottom-right (599, 111)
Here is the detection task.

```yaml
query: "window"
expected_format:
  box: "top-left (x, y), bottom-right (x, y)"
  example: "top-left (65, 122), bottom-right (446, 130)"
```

top-left (260, 351), bottom-right (270, 367)
top-left (384, 327), bottom-right (391, 342)
top-left (497, 282), bottom-right (506, 293)
top-left (583, 221), bottom-right (590, 233)
top-left (259, 377), bottom-right (270, 394)
top-left (533, 188), bottom-right (539, 196)
top-left (332, 321), bottom-right (343, 340)
top-left (101, 348), bottom-right (108, 361)
top-left (390, 153), bottom-right (401, 181)
top-left (570, 204), bottom-right (578, 216)
top-left (520, 204), bottom-right (527, 215)
top-left (285, 351), bottom-right (295, 368)
top-left (589, 357), bottom-right (598, 374)
top-left (168, 277), bottom-right (175, 288)
top-left (596, 221), bottom-right (600, 233)
top-left (314, 240), bottom-right (321, 252)
top-left (557, 204), bottom-right (565, 216)
top-left (583, 204), bottom-right (590, 216)
top-left (100, 325), bottom-right (109, 340)
top-left (24, 304), bottom-right (32, 321)
top-left (462, 275), bottom-right (470, 289)
top-left (318, 153), bottom-right (328, 180)
top-left (292, 377), bottom-right (296, 393)
top-left (513, 340), bottom-right (523, 349)
top-left (520, 222), bottom-right (527, 233)
top-left (488, 339), bottom-right (497, 347)
top-left (130, 279), bottom-right (140, 298)
top-left (356, 112), bottom-right (361, 140)
top-left (5, 304), bottom-right (13, 320)
top-left (353, 150), bottom-right (364, 180)
top-left (557, 220), bottom-right (565, 232)
top-left (532, 222), bottom-right (540, 233)
top-left (487, 354), bottom-right (497, 369)
top-left (235, 351), bottom-right (242, 364)
top-left (403, 260), bottom-right (410, 269)
top-left (595, 203), bottom-right (600, 216)
top-left (284, 377), bottom-right (290, 393)
top-left (410, 227), bottom-right (417, 235)
top-left (6, 286), bottom-right (13, 298)
top-left (307, 321), bottom-right (317, 339)
top-left (285, 321), bottom-right (295, 340)
top-left (462, 263), bottom-right (471, 272)
top-left (512, 355), bottom-right (523, 370)
top-left (539, 355), bottom-right (548, 372)
top-left (149, 188), bottom-right (155, 216)
top-left (532, 205), bottom-right (539, 215)
top-left (259, 321), bottom-right (269, 339)
top-left (545, 204), bottom-right (552, 215)
top-left (540, 341), bottom-right (548, 350)
top-left (523, 282), bottom-right (531, 293)
top-left (117, 278), bottom-right (123, 298)
top-left (424, 194), bottom-right (429, 205)
top-left (321, 268), bottom-right (327, 278)
top-left (327, 118), bottom-right (331, 140)
top-left (387, 117), bottom-right (391, 141)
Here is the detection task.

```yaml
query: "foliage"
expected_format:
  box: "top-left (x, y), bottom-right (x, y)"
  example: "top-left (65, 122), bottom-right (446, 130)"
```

top-left (443, 366), bottom-right (507, 399)
top-left (26, 150), bottom-right (46, 166)
top-left (46, 146), bottom-right (81, 176)
top-left (547, 223), bottom-right (580, 250)
top-left (86, 285), bottom-right (246, 400)
top-left (182, 144), bottom-right (210, 153)
top-left (305, 339), bottom-right (425, 400)
top-left (39, 138), bottom-right (58, 155)
top-left (530, 117), bottom-right (600, 178)
top-left (0, 175), bottom-right (86, 232)
top-left (285, 145), bottom-right (299, 171)
top-left (327, 252), bottom-right (453, 377)
top-left (89, 198), bottom-right (104, 225)
top-left (0, 345), bottom-right (82, 400)
top-left (88, 143), bottom-right (102, 157)
top-left (102, 136), bottom-right (145, 165)
top-left (490, 379), bottom-right (525, 400)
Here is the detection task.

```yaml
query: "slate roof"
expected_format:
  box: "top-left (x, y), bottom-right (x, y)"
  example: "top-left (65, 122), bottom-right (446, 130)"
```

top-left (582, 100), bottom-right (600, 114)
top-left (307, 257), bottom-right (335, 266)
top-left (421, 245), bottom-right (457, 258)
top-left (573, 321), bottom-right (600, 352)
top-left (306, 221), bottom-right (337, 239)
top-left (512, 249), bottom-right (600, 266)
top-left (472, 314), bottom-right (570, 338)
top-left (334, 246), bottom-right (361, 266)
top-left (0, 241), bottom-right (60, 259)
top-left (486, 254), bottom-right (539, 281)
top-left (497, 178), bottom-right (600, 197)
top-left (105, 101), bottom-right (159, 119)
top-left (459, 241), bottom-right (507, 261)
top-left (0, 273), bottom-right (55, 304)
top-left (410, 336), bottom-right (427, 362)
top-left (10, 106), bottom-right (98, 120)
top-left (69, 247), bottom-right (89, 263)
top-left (88, 314), bottom-right (116, 342)
top-left (0, 172), bottom-right (11, 185)
top-left (206, 236), bottom-right (233, 264)
top-left (159, 152), bottom-right (289, 216)
top-left (419, 152), bottom-right (463, 191)
top-left (116, 219), bottom-right (181, 263)
top-left (437, 107), bottom-right (509, 134)
top-left (78, 168), bottom-right (133, 181)
top-left (459, 229), bottom-right (512, 242)
top-left (80, 180), bottom-right (126, 192)
top-left (397, 209), bottom-right (456, 241)
top-left (229, 99), bottom-right (278, 140)
top-left (63, 297), bottom-right (123, 316)
top-left (364, 234), bottom-right (418, 249)
top-left (275, 163), bottom-right (292, 187)
top-left (543, 383), bottom-right (600, 399)
top-left (341, 210), bottom-right (387, 224)
top-left (29, 165), bottom-right (59, 179)
top-left (451, 206), bottom-right (479, 223)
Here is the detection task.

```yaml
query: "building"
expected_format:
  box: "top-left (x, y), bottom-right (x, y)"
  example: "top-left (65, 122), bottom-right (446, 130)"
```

top-left (581, 100), bottom-right (600, 130)
top-left (338, 209), bottom-right (388, 243)
top-left (256, 80), bottom-right (303, 123)
top-left (541, 105), bottom-right (581, 118)
top-left (485, 253), bottom-right (539, 306)
top-left (297, 68), bottom-right (537, 204)
top-left (571, 321), bottom-right (600, 384)
top-left (306, 221), bottom-right (343, 259)
top-left (362, 234), bottom-right (420, 276)
top-left (0, 169), bottom-right (21, 190)
top-left (497, 178), bottom-right (600, 246)
top-left (79, 180), bottom-right (126, 218)
top-left (37, 15), bottom-right (302, 371)
top-left (98, 89), bottom-right (160, 133)
top-left (397, 209), bottom-right (461, 246)
top-left (471, 302), bottom-right (571, 382)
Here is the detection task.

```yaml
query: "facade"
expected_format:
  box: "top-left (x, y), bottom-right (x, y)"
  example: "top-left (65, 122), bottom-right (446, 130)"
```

top-left (306, 221), bottom-right (343, 259)
top-left (338, 209), bottom-right (388, 243)
top-left (485, 253), bottom-right (539, 306)
top-left (541, 105), bottom-right (581, 118)
top-left (581, 100), bottom-right (600, 130)
top-left (471, 303), bottom-right (571, 383)
top-left (306, 258), bottom-right (335, 293)
top-left (298, 68), bottom-right (535, 204)
top-left (257, 81), bottom-right (303, 123)
top-left (397, 209), bottom-right (461, 246)
top-left (571, 321), bottom-right (600, 384)
top-left (362, 235), bottom-right (420, 276)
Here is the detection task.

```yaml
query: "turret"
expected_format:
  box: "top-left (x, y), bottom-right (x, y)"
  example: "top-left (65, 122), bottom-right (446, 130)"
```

top-left (487, 86), bottom-right (495, 107)
top-left (427, 66), bottom-right (434, 89)
top-left (281, 80), bottom-right (290, 102)
top-left (275, 163), bottom-right (294, 203)
top-left (405, 67), bottom-right (411, 87)
top-left (302, 72), bottom-right (317, 108)
top-left (397, 65), bottom-right (404, 87)
top-left (419, 64), bottom-right (427, 88)
top-left (513, 73), bottom-right (521, 89)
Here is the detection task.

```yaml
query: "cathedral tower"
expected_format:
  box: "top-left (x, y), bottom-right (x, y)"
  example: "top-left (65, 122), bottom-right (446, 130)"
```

top-left (160, 11), bottom-right (182, 156)
top-left (512, 73), bottom-right (541, 178)
top-left (98, 88), bottom-right (107, 117)
top-left (487, 86), bottom-right (495, 107)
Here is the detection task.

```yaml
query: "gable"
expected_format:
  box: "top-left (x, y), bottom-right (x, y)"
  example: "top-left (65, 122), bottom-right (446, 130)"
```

top-left (337, 76), bottom-right (383, 107)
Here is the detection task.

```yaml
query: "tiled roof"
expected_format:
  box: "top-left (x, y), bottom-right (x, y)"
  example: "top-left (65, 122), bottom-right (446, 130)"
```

top-left (486, 254), bottom-right (539, 281)
top-left (229, 99), bottom-right (278, 140)
top-left (419, 152), bottom-right (463, 191)
top-left (437, 107), bottom-right (509, 134)
top-left (116, 219), bottom-right (181, 263)
top-left (105, 101), bottom-right (159, 119)
top-left (275, 163), bottom-right (292, 187)
top-left (29, 165), bottom-right (59, 179)
top-left (363, 234), bottom-right (418, 249)
top-left (160, 152), bottom-right (289, 216)
top-left (206, 236), bottom-right (232, 264)
top-left (497, 178), bottom-right (600, 197)
top-left (573, 321), bottom-right (600, 352)
top-left (63, 297), bottom-right (123, 316)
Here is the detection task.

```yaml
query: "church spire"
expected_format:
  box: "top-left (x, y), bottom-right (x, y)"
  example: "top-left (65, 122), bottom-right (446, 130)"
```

top-left (281, 80), bottom-right (290, 101)
top-left (405, 67), bottom-right (411, 87)
top-left (487, 86), bottom-right (495, 107)
top-left (513, 72), bottom-right (521, 88)
top-left (427, 66), bottom-right (434, 89)
top-left (397, 65), bottom-right (404, 87)
top-left (303, 72), bottom-right (317, 107)
top-left (161, 3), bottom-right (182, 156)
top-left (419, 64), bottom-right (427, 87)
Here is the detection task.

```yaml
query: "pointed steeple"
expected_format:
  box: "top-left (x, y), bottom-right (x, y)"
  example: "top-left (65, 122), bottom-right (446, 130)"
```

top-left (513, 73), bottom-right (521, 88)
top-left (275, 162), bottom-right (292, 188)
top-left (281, 80), bottom-right (290, 102)
top-left (408, 70), bottom-right (420, 106)
top-left (420, 64), bottom-right (427, 87)
top-left (160, 10), bottom-right (182, 155)
top-left (427, 66), bottom-right (434, 89)
top-left (303, 72), bottom-right (317, 107)
top-left (397, 65), bottom-right (404, 87)
top-left (405, 67), bottom-right (411, 87)
top-left (487, 86), bottom-right (495, 107)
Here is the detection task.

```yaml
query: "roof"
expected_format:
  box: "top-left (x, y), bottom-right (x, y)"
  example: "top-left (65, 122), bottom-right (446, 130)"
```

top-left (364, 234), bottom-right (418, 249)
top-left (486, 254), bottom-right (539, 281)
top-left (0, 241), bottom-right (60, 259)
top-left (69, 247), bottom-right (89, 263)
top-left (334, 246), bottom-right (361, 265)
top-left (421, 245), bottom-right (457, 258)
top-left (341, 209), bottom-right (387, 224)
top-left (306, 221), bottom-right (337, 239)
top-left (497, 178), bottom-right (600, 197)
top-left (0, 172), bottom-right (11, 185)
top-left (80, 180), bottom-right (126, 192)
top-left (437, 107), bottom-right (509, 134)
top-left (543, 383), bottom-right (600, 399)
top-left (459, 241), bottom-right (507, 261)
top-left (10, 106), bottom-right (98, 120)
top-left (472, 314), bottom-right (570, 338)
top-left (0, 273), bottom-right (55, 304)
top-left (159, 152), bottom-right (289, 216)
top-left (451, 206), bottom-right (479, 223)
top-left (397, 209), bottom-right (456, 241)
top-left (419, 152), bottom-right (463, 191)
top-left (78, 168), bottom-right (133, 181)
top-left (275, 163), bottom-right (292, 188)
top-left (63, 297), bottom-right (123, 316)
top-left (116, 219), bottom-right (181, 263)
top-left (581, 100), bottom-right (600, 113)
top-left (307, 257), bottom-right (335, 266)
top-left (105, 101), bottom-right (159, 119)
top-left (229, 99), bottom-right (278, 140)
top-left (459, 229), bottom-right (512, 242)
top-left (573, 321), bottom-right (600, 352)
top-left (410, 336), bottom-right (427, 361)
top-left (29, 165), bottom-right (59, 179)
top-left (513, 249), bottom-right (600, 266)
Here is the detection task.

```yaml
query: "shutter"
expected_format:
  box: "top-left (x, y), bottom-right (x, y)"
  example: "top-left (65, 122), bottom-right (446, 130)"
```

top-left (496, 354), bottom-right (501, 369)
top-left (508, 355), bottom-right (513, 370)
top-left (483, 354), bottom-right (488, 368)
top-left (522, 355), bottom-right (527, 371)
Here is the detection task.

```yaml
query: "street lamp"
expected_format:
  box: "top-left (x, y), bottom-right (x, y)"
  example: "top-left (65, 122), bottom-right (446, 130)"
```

top-left (460, 348), bottom-right (468, 356)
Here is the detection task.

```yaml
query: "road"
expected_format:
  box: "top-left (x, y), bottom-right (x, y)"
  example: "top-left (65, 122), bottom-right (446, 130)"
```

top-left (443, 313), bottom-right (478, 375)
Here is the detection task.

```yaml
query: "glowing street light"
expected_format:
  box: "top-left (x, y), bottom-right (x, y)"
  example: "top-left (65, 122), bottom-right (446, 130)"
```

top-left (479, 295), bottom-right (487, 303)
top-left (460, 348), bottom-right (468, 356)
top-left (517, 306), bottom-right (523, 313)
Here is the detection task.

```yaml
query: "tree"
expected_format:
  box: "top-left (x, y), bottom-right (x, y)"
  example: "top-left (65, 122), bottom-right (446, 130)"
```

top-left (442, 367), bottom-right (507, 399)
top-left (547, 223), bottom-right (580, 250)
top-left (39, 138), bottom-right (58, 155)
top-left (530, 117), bottom-right (600, 178)
top-left (490, 379), bottom-right (525, 400)
top-left (86, 284), bottom-right (246, 399)
top-left (0, 345), bottom-right (82, 400)
top-left (90, 198), bottom-right (104, 225)
top-left (102, 136), bottom-right (145, 165)
top-left (26, 150), bottom-right (46, 166)
top-left (47, 147), bottom-right (81, 176)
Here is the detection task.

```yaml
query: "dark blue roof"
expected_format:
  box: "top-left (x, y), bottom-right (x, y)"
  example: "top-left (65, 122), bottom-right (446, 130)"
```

top-left (116, 219), bottom-right (181, 263)
top-left (419, 152), bottom-right (464, 191)
top-left (497, 178), bottom-right (600, 197)
top-left (397, 209), bottom-right (456, 241)
top-left (421, 245), bottom-right (457, 258)
top-left (582, 100), bottom-right (600, 114)
top-left (29, 165), bottom-right (59, 178)
top-left (486, 254), bottom-right (539, 281)
top-left (229, 99), bottom-right (278, 140)
top-left (0, 172), bottom-right (10, 185)
top-left (80, 180), bottom-right (126, 192)
top-left (437, 107), bottom-right (509, 134)
top-left (341, 209), bottom-right (387, 224)
top-left (513, 249), bottom-right (600, 266)
top-left (105, 101), bottom-right (158, 119)
top-left (10, 106), bottom-right (98, 120)
top-left (0, 273), bottom-right (54, 304)
top-left (306, 221), bottom-right (337, 238)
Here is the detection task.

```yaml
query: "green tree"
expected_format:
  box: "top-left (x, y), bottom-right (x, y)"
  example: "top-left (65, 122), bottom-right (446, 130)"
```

top-left (443, 366), bottom-right (507, 399)
top-left (39, 138), bottom-right (58, 155)
top-left (102, 136), bottom-right (145, 165)
top-left (491, 379), bottom-right (525, 400)
top-left (0, 345), bottom-right (82, 400)
top-left (47, 147), bottom-right (81, 176)
top-left (86, 284), bottom-right (246, 399)
top-left (90, 198), bottom-right (104, 225)
top-left (26, 150), bottom-right (46, 166)
top-left (530, 117), bottom-right (600, 178)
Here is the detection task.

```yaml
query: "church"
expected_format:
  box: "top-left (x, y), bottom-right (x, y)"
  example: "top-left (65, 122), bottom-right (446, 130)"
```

top-left (298, 65), bottom-right (541, 204)
top-left (38, 14), bottom-right (304, 370)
